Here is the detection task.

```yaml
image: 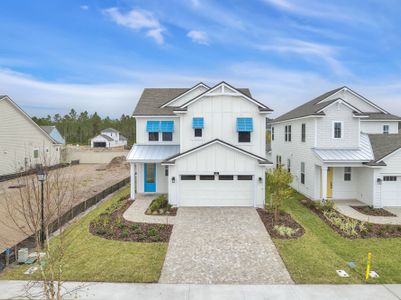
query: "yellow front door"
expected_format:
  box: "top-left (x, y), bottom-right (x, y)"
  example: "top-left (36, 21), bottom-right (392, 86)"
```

top-left (327, 167), bottom-right (333, 198)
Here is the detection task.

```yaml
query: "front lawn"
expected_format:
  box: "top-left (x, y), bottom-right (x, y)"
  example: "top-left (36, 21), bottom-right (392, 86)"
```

top-left (273, 192), bottom-right (401, 283)
top-left (0, 187), bottom-right (168, 283)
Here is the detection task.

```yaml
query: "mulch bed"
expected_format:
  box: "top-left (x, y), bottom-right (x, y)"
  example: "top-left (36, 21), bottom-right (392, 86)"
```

top-left (89, 198), bottom-right (173, 243)
top-left (300, 199), bottom-right (401, 239)
top-left (351, 205), bottom-right (396, 217)
top-left (256, 208), bottom-right (305, 239)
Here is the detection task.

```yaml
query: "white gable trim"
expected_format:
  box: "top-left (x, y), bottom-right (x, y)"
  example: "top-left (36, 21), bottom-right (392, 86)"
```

top-left (0, 96), bottom-right (59, 145)
top-left (180, 82), bottom-right (269, 110)
top-left (316, 98), bottom-right (363, 114)
top-left (160, 82), bottom-right (209, 108)
top-left (316, 87), bottom-right (388, 114)
top-left (162, 139), bottom-right (271, 164)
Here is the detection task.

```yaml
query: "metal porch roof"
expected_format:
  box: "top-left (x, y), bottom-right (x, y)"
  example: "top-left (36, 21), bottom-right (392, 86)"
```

top-left (127, 144), bottom-right (180, 162)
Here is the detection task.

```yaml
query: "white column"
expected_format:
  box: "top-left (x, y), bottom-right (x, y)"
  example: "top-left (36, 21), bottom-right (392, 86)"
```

top-left (130, 163), bottom-right (136, 200)
top-left (321, 165), bottom-right (328, 200)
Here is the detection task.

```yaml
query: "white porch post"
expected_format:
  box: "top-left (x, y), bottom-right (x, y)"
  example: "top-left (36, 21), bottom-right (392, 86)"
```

top-left (130, 163), bottom-right (136, 200)
top-left (321, 165), bottom-right (328, 200)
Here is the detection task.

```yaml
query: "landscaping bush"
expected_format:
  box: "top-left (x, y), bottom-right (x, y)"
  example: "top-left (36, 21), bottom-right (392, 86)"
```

top-left (149, 195), bottom-right (170, 212)
top-left (274, 225), bottom-right (299, 237)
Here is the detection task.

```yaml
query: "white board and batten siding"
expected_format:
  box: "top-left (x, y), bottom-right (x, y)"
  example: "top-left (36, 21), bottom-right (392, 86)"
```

top-left (168, 143), bottom-right (266, 207)
top-left (376, 149), bottom-right (401, 207)
top-left (135, 117), bottom-right (180, 145)
top-left (0, 99), bottom-right (61, 176)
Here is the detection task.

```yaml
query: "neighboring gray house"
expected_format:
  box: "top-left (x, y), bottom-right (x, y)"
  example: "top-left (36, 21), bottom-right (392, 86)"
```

top-left (90, 128), bottom-right (127, 148)
top-left (271, 86), bottom-right (401, 208)
top-left (40, 126), bottom-right (65, 145)
top-left (0, 96), bottom-right (63, 176)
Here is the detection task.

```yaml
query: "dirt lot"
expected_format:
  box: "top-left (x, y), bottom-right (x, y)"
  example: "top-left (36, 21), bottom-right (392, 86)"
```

top-left (0, 159), bottom-right (130, 249)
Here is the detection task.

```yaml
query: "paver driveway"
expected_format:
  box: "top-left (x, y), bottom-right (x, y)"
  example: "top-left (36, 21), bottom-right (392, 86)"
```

top-left (159, 207), bottom-right (293, 284)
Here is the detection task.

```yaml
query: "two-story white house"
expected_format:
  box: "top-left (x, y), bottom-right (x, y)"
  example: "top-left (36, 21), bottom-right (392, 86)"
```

top-left (90, 128), bottom-right (127, 148)
top-left (127, 82), bottom-right (273, 207)
top-left (271, 86), bottom-right (401, 208)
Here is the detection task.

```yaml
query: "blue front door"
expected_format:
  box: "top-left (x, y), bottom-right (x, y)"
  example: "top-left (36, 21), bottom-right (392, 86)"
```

top-left (144, 163), bottom-right (156, 192)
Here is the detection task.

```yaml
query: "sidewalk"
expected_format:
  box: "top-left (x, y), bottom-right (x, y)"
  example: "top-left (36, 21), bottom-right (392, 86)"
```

top-left (0, 281), bottom-right (400, 300)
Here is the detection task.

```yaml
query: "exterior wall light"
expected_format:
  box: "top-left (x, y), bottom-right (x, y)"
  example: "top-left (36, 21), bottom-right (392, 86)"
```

top-left (258, 177), bottom-right (263, 183)
top-left (377, 178), bottom-right (382, 185)
top-left (214, 172), bottom-right (219, 176)
top-left (172, 177), bottom-right (175, 183)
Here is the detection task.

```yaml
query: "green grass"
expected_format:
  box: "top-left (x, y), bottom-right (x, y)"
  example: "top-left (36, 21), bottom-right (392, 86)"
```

top-left (0, 187), bottom-right (168, 282)
top-left (273, 192), bottom-right (401, 283)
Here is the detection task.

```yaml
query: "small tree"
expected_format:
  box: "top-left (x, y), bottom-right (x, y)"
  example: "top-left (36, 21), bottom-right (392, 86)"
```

top-left (266, 166), bottom-right (293, 222)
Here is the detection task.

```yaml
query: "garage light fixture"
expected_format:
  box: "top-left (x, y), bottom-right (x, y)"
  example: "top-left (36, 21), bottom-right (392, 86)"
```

top-left (214, 172), bottom-right (219, 176)
top-left (258, 177), bottom-right (262, 183)
top-left (377, 178), bottom-right (382, 185)
top-left (171, 177), bottom-right (175, 183)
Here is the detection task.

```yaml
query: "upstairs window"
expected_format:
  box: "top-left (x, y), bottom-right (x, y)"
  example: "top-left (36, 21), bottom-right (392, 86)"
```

top-left (344, 167), bottom-right (352, 181)
top-left (147, 121), bottom-right (160, 141)
top-left (301, 123), bottom-right (306, 142)
top-left (147, 120), bottom-right (174, 142)
top-left (237, 118), bottom-right (253, 143)
top-left (285, 125), bottom-right (292, 142)
top-left (333, 122), bottom-right (342, 139)
top-left (161, 121), bottom-right (174, 141)
top-left (192, 117), bottom-right (204, 138)
top-left (148, 132), bottom-right (159, 141)
top-left (383, 125), bottom-right (389, 134)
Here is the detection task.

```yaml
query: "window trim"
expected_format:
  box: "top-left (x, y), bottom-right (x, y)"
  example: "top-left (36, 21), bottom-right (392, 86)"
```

top-left (276, 155), bottom-right (282, 169)
top-left (271, 127), bottom-right (274, 141)
top-left (333, 121), bottom-right (343, 139)
top-left (344, 167), bottom-right (352, 181)
top-left (162, 132), bottom-right (173, 141)
top-left (199, 175), bottom-right (215, 180)
top-left (237, 175), bottom-right (253, 180)
top-left (194, 128), bottom-right (203, 138)
top-left (33, 148), bottom-right (39, 159)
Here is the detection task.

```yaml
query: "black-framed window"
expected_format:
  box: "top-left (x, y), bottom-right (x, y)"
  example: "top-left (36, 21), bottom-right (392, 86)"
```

top-left (200, 175), bottom-right (215, 180)
top-left (194, 128), bottom-right (203, 137)
top-left (165, 166), bottom-right (169, 177)
top-left (383, 125), bottom-right (389, 134)
top-left (344, 167), bottom-right (351, 181)
top-left (219, 175), bottom-right (234, 180)
top-left (288, 125), bottom-right (291, 141)
top-left (334, 122), bottom-right (342, 138)
top-left (276, 155), bottom-right (282, 169)
top-left (285, 126), bottom-right (288, 142)
top-left (272, 127), bottom-right (274, 141)
top-left (301, 123), bottom-right (306, 142)
top-left (181, 175), bottom-right (196, 180)
top-left (148, 132), bottom-right (159, 141)
top-left (238, 175), bottom-right (253, 180)
top-left (287, 158), bottom-right (291, 173)
top-left (238, 131), bottom-right (251, 143)
top-left (301, 162), bottom-right (305, 184)
top-left (383, 176), bottom-right (397, 181)
top-left (162, 132), bottom-right (173, 141)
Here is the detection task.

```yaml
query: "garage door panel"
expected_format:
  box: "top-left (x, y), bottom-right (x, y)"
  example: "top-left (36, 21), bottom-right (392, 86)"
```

top-left (381, 180), bottom-right (401, 207)
top-left (179, 175), bottom-right (254, 207)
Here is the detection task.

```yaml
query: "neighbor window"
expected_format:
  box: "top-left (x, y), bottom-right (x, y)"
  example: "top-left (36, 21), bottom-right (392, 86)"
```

top-left (287, 158), bottom-right (291, 173)
top-left (383, 176), bottom-right (397, 181)
top-left (181, 175), bottom-right (196, 180)
top-left (237, 118), bottom-right (253, 143)
top-left (271, 127), bottom-right (274, 141)
top-left (334, 122), bottom-right (342, 138)
top-left (165, 166), bottom-right (169, 177)
top-left (383, 125), bottom-right (389, 134)
top-left (285, 125), bottom-right (292, 142)
top-left (301, 162), bottom-right (305, 184)
top-left (301, 123), bottom-right (306, 142)
top-left (344, 167), bottom-right (352, 181)
top-left (276, 155), bottom-right (282, 169)
top-left (219, 175), bottom-right (234, 180)
top-left (33, 149), bottom-right (39, 159)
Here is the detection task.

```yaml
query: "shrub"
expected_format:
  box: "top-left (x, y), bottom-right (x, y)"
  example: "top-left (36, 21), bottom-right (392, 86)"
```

top-left (151, 234), bottom-right (161, 242)
top-left (148, 227), bottom-right (158, 236)
top-left (320, 199), bottom-right (335, 211)
top-left (273, 225), bottom-right (298, 237)
top-left (137, 233), bottom-right (146, 241)
top-left (149, 195), bottom-right (169, 212)
top-left (120, 229), bottom-right (129, 238)
top-left (130, 224), bottom-right (140, 231)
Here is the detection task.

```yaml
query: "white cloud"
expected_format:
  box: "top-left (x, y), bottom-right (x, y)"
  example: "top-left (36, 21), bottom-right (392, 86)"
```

top-left (103, 8), bottom-right (165, 44)
top-left (256, 38), bottom-right (349, 75)
top-left (80, 5), bottom-right (89, 11)
top-left (187, 30), bottom-right (209, 45)
top-left (190, 0), bottom-right (200, 7)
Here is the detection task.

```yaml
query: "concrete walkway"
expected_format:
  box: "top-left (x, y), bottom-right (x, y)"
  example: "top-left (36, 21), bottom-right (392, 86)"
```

top-left (159, 207), bottom-right (292, 284)
top-left (0, 281), bottom-right (400, 300)
top-left (123, 194), bottom-right (175, 224)
top-left (335, 201), bottom-right (401, 225)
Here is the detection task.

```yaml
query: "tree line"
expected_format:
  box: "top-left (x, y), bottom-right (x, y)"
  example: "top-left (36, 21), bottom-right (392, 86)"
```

top-left (32, 109), bottom-right (136, 145)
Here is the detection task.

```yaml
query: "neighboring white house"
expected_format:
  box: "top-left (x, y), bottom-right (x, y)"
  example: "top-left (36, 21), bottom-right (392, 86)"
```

top-left (127, 82), bottom-right (273, 207)
top-left (0, 96), bottom-right (64, 176)
top-left (271, 86), bottom-right (401, 208)
top-left (90, 128), bottom-right (127, 148)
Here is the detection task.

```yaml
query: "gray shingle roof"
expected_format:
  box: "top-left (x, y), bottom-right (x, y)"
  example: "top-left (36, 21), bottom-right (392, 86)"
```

top-left (367, 134), bottom-right (401, 165)
top-left (40, 125), bottom-right (55, 135)
top-left (101, 128), bottom-right (119, 133)
top-left (273, 87), bottom-right (344, 122)
top-left (356, 112), bottom-right (401, 120)
top-left (100, 134), bottom-right (114, 141)
top-left (132, 86), bottom-right (253, 116)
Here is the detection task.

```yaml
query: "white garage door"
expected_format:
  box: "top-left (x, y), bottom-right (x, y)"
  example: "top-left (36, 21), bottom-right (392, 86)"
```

top-left (381, 176), bottom-right (401, 207)
top-left (178, 174), bottom-right (254, 207)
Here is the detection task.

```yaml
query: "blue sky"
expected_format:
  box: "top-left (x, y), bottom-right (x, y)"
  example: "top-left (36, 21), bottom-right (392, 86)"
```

top-left (1, 0), bottom-right (401, 118)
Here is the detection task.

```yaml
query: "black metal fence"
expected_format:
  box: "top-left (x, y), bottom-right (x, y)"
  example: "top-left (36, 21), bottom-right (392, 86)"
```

top-left (0, 177), bottom-right (130, 271)
top-left (0, 163), bottom-right (70, 183)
